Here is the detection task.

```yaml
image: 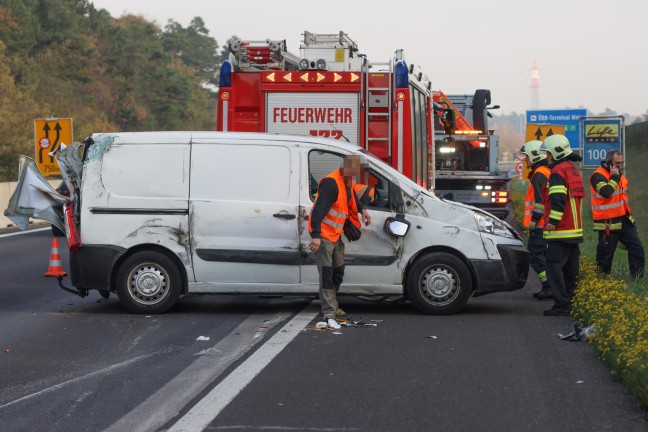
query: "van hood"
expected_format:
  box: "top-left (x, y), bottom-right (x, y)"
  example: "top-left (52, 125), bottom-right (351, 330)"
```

top-left (414, 192), bottom-right (521, 240)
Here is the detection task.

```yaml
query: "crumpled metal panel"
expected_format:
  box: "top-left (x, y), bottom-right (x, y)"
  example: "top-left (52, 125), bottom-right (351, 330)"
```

top-left (3, 156), bottom-right (70, 231)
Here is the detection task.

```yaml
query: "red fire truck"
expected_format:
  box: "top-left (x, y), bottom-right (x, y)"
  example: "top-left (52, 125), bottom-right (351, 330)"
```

top-left (216, 31), bottom-right (434, 189)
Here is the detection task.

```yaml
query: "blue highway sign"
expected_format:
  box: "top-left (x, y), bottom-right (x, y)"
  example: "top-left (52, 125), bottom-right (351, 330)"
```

top-left (526, 109), bottom-right (587, 148)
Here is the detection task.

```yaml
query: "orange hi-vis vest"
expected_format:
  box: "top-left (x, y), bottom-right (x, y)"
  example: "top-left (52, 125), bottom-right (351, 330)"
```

top-left (309, 169), bottom-right (360, 242)
top-left (590, 166), bottom-right (632, 231)
top-left (543, 160), bottom-right (585, 241)
top-left (353, 183), bottom-right (375, 203)
top-left (523, 165), bottom-right (551, 228)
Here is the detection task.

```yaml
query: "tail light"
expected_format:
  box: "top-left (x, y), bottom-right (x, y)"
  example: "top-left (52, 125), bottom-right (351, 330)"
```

top-left (64, 201), bottom-right (81, 251)
top-left (491, 190), bottom-right (508, 204)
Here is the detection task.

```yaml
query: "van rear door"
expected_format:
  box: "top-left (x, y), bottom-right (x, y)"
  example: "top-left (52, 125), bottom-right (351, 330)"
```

top-left (189, 140), bottom-right (301, 290)
top-left (4, 156), bottom-right (70, 232)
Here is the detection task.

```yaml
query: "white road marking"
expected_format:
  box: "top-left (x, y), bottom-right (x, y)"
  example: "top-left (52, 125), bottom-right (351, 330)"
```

top-left (168, 302), bottom-right (319, 432)
top-left (0, 227), bottom-right (50, 238)
top-left (209, 427), bottom-right (359, 431)
top-left (104, 301), bottom-right (317, 432)
top-left (0, 349), bottom-right (176, 410)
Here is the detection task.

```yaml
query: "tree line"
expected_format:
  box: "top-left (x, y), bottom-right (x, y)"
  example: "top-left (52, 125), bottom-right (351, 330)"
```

top-left (0, 0), bottom-right (228, 181)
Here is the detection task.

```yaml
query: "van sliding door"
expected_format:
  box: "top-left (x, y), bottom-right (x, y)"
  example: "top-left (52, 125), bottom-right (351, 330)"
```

top-left (189, 141), bottom-right (300, 292)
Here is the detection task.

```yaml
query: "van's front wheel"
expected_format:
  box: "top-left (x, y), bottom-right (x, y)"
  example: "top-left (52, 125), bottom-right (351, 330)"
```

top-left (406, 252), bottom-right (472, 315)
top-left (115, 251), bottom-right (182, 314)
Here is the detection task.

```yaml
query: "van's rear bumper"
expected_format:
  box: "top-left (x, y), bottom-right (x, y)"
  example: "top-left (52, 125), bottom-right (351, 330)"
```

top-left (470, 244), bottom-right (529, 294)
top-left (70, 245), bottom-right (126, 291)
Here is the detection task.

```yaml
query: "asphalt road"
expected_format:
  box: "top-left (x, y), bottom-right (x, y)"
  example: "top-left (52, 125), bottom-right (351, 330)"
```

top-left (0, 227), bottom-right (645, 432)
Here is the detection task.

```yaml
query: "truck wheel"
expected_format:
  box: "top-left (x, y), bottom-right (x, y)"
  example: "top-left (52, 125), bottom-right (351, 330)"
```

top-left (115, 251), bottom-right (182, 314)
top-left (406, 252), bottom-right (472, 315)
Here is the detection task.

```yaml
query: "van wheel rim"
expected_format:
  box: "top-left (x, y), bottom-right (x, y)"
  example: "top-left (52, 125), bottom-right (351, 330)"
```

top-left (420, 265), bottom-right (459, 306)
top-left (127, 263), bottom-right (169, 305)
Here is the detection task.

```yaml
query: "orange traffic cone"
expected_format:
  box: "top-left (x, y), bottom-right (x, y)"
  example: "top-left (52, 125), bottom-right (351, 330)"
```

top-left (44, 237), bottom-right (67, 277)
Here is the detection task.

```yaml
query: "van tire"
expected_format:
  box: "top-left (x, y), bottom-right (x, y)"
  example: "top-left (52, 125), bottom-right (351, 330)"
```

top-left (406, 252), bottom-right (472, 315)
top-left (115, 251), bottom-right (182, 314)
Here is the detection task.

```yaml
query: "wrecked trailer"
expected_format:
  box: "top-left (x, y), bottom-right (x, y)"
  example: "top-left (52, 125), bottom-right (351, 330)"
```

top-left (4, 131), bottom-right (529, 314)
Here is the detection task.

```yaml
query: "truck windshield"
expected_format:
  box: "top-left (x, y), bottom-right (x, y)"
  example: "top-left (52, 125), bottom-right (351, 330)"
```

top-left (435, 137), bottom-right (489, 172)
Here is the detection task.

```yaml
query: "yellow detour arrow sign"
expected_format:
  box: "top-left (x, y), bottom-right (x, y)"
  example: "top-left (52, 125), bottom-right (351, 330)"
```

top-left (520, 124), bottom-right (565, 180)
top-left (525, 124), bottom-right (565, 143)
top-left (34, 118), bottom-right (73, 176)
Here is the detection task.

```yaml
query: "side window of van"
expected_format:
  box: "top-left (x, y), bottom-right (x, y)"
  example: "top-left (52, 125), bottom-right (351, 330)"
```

top-left (360, 169), bottom-right (391, 211)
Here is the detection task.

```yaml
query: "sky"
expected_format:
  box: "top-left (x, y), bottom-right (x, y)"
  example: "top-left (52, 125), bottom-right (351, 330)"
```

top-left (90, 0), bottom-right (647, 116)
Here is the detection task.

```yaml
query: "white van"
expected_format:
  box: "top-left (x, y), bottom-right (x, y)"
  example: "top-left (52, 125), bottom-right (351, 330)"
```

top-left (5, 132), bottom-right (529, 314)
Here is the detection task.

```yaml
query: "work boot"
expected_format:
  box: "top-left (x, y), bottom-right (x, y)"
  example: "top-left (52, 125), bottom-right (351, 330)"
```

top-left (533, 286), bottom-right (554, 300)
top-left (335, 308), bottom-right (350, 319)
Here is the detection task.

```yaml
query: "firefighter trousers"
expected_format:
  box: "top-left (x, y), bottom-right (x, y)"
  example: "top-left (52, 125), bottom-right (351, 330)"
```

top-left (528, 228), bottom-right (548, 283)
top-left (316, 238), bottom-right (346, 319)
top-left (546, 242), bottom-right (580, 310)
top-left (596, 217), bottom-right (645, 278)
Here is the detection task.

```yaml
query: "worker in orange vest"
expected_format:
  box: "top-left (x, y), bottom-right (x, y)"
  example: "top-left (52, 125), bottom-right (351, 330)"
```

top-left (353, 183), bottom-right (376, 207)
top-left (540, 135), bottom-right (585, 316)
top-left (520, 140), bottom-right (553, 300)
top-left (590, 150), bottom-right (644, 277)
top-left (309, 155), bottom-right (371, 329)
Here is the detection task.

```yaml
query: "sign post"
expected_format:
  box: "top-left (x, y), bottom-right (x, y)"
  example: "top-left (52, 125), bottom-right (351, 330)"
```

top-left (34, 118), bottom-right (73, 176)
top-left (580, 116), bottom-right (624, 168)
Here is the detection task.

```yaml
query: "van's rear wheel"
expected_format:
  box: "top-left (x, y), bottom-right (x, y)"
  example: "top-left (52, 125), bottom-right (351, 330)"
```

top-left (406, 252), bottom-right (472, 315)
top-left (115, 251), bottom-right (181, 314)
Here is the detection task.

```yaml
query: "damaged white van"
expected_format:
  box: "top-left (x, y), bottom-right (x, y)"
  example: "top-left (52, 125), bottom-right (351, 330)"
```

top-left (5, 132), bottom-right (529, 314)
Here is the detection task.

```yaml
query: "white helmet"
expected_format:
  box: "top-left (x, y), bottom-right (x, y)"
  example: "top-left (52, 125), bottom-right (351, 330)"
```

top-left (541, 134), bottom-right (572, 160)
top-left (519, 140), bottom-right (546, 164)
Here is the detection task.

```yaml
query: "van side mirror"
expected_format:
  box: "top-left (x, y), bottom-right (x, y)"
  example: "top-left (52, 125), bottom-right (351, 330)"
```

top-left (384, 215), bottom-right (411, 237)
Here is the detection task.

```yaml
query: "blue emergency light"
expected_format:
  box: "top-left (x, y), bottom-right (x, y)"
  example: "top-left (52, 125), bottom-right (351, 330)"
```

top-left (219, 60), bottom-right (233, 87)
top-left (395, 60), bottom-right (409, 89)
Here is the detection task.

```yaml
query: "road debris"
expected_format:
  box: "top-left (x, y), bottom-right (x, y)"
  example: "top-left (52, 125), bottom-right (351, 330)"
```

top-left (308, 317), bottom-right (382, 332)
top-left (559, 321), bottom-right (598, 341)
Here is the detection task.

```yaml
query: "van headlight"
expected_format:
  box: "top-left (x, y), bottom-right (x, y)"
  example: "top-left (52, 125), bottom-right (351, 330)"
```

top-left (474, 213), bottom-right (514, 238)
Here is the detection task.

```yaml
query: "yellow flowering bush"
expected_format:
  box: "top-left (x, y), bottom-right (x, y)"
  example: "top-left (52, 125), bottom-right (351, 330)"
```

top-left (511, 188), bottom-right (648, 408)
top-left (572, 257), bottom-right (648, 409)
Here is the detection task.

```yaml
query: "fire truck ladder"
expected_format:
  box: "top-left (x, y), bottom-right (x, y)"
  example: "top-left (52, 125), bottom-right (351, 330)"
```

top-left (229, 38), bottom-right (300, 71)
top-left (302, 31), bottom-right (358, 50)
top-left (364, 58), bottom-right (393, 163)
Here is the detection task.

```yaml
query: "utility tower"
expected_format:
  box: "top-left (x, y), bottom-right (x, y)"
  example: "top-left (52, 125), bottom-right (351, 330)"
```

top-left (530, 60), bottom-right (540, 110)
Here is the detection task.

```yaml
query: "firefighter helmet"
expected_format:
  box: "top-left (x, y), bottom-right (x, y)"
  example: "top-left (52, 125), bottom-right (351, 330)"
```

top-left (519, 140), bottom-right (546, 164)
top-left (541, 134), bottom-right (572, 160)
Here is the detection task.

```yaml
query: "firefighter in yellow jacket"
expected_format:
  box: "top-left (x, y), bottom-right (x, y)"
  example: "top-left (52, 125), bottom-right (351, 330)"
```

top-left (590, 150), bottom-right (644, 278)
top-left (540, 135), bottom-right (585, 316)
top-left (309, 155), bottom-right (371, 329)
top-left (520, 140), bottom-right (552, 300)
